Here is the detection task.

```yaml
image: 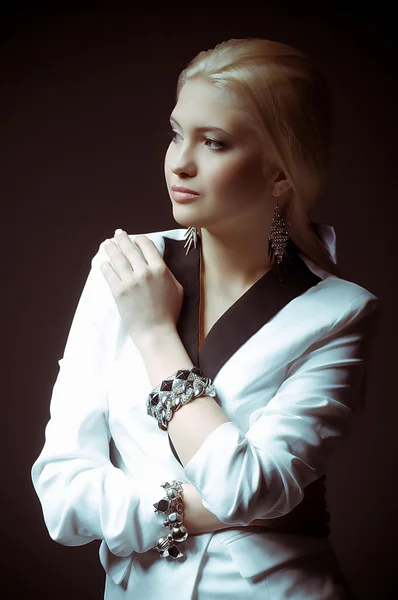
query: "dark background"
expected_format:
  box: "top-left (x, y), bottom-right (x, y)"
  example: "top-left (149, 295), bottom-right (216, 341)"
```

top-left (3, 1), bottom-right (397, 598)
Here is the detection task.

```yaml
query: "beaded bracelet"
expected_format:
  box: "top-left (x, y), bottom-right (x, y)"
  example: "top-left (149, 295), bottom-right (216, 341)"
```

top-left (152, 480), bottom-right (188, 559)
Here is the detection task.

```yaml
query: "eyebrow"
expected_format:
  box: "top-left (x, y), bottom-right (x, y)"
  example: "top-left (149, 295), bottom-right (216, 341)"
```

top-left (169, 115), bottom-right (233, 137)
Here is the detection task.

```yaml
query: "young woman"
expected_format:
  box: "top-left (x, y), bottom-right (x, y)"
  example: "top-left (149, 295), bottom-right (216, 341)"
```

top-left (32, 38), bottom-right (380, 599)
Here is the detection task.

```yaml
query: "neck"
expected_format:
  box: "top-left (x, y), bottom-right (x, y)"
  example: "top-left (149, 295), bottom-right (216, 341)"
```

top-left (199, 227), bottom-right (274, 295)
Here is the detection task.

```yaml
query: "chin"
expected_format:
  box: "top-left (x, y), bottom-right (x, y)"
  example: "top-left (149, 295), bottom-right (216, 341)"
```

top-left (171, 204), bottom-right (196, 220)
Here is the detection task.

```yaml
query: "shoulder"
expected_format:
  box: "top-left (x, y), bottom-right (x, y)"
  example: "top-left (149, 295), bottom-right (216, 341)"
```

top-left (91, 227), bottom-right (186, 267)
top-left (88, 224), bottom-right (185, 296)
top-left (293, 248), bottom-right (380, 325)
top-left (267, 275), bottom-right (382, 380)
top-left (316, 274), bottom-right (379, 319)
top-left (294, 273), bottom-right (381, 340)
top-left (269, 273), bottom-right (381, 359)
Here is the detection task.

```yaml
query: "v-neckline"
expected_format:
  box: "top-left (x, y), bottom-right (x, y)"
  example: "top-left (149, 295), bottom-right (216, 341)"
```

top-left (162, 230), bottom-right (323, 467)
top-left (162, 231), bottom-right (319, 378)
top-left (196, 233), bottom-right (288, 356)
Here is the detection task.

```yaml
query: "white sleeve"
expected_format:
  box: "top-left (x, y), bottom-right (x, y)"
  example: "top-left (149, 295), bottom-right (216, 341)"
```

top-left (184, 292), bottom-right (381, 526)
top-left (31, 242), bottom-right (166, 557)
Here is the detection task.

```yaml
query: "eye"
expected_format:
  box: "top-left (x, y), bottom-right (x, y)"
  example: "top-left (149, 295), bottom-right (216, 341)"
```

top-left (169, 129), bottom-right (181, 142)
top-left (204, 138), bottom-right (225, 150)
top-left (168, 128), bottom-right (226, 151)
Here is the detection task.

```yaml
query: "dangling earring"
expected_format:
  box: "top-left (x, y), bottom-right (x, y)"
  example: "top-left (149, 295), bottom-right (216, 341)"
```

top-left (268, 195), bottom-right (290, 281)
top-left (184, 226), bottom-right (200, 256)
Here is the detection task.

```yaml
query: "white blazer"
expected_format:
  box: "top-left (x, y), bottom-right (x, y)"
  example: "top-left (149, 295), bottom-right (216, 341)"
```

top-left (31, 224), bottom-right (381, 597)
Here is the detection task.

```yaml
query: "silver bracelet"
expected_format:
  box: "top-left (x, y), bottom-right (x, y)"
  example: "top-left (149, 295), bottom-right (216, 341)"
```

top-left (152, 480), bottom-right (188, 559)
top-left (146, 367), bottom-right (216, 431)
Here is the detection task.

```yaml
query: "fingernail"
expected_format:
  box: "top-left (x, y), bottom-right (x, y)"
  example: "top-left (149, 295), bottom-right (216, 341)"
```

top-left (115, 228), bottom-right (124, 235)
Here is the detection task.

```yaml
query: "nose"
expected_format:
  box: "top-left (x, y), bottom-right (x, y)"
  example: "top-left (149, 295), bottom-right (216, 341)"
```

top-left (169, 144), bottom-right (197, 178)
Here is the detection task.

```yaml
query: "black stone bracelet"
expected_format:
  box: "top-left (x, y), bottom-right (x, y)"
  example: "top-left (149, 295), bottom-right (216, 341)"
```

top-left (152, 480), bottom-right (189, 559)
top-left (146, 367), bottom-right (216, 431)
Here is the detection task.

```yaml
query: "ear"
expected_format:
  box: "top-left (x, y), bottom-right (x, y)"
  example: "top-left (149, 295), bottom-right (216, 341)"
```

top-left (272, 170), bottom-right (292, 198)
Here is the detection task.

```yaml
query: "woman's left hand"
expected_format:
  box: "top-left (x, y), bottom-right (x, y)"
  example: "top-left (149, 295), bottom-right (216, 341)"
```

top-left (100, 229), bottom-right (184, 345)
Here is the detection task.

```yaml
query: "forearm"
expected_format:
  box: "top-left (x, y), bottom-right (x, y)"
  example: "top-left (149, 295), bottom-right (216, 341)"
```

top-left (135, 326), bottom-right (231, 468)
top-left (183, 483), bottom-right (268, 535)
top-left (32, 454), bottom-right (171, 555)
top-left (183, 482), bottom-right (330, 537)
top-left (183, 483), bottom-right (229, 535)
top-left (136, 328), bottom-right (330, 537)
top-left (183, 483), bottom-right (297, 537)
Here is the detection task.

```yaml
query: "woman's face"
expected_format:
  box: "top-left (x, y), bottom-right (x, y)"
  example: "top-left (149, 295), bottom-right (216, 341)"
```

top-left (164, 78), bottom-right (275, 235)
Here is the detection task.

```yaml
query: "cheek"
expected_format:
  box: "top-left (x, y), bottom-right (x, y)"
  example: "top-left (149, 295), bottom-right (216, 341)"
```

top-left (164, 145), bottom-right (173, 178)
top-left (211, 155), bottom-right (265, 196)
top-left (164, 145), bottom-right (171, 167)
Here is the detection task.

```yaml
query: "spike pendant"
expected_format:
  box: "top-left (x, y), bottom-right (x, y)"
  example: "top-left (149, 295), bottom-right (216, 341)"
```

top-left (183, 226), bottom-right (199, 256)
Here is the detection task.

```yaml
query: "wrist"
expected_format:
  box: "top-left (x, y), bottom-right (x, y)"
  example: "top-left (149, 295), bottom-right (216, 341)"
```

top-left (133, 324), bottom-right (178, 353)
top-left (134, 326), bottom-right (195, 390)
top-left (182, 484), bottom-right (240, 536)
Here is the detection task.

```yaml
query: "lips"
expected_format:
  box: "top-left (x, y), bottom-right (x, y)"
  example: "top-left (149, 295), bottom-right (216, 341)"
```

top-left (171, 185), bottom-right (199, 195)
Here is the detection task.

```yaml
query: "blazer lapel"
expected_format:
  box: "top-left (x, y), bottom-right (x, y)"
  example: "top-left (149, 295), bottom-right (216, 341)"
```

top-left (162, 234), bottom-right (322, 466)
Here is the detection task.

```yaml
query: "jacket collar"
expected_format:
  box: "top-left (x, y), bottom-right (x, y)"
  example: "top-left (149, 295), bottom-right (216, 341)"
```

top-left (163, 230), bottom-right (324, 381)
top-left (162, 226), bottom-right (336, 468)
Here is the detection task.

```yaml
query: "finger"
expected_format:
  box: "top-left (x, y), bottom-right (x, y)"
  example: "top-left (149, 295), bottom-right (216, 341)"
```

top-left (100, 257), bottom-right (124, 294)
top-left (113, 230), bottom-right (151, 274)
top-left (133, 235), bottom-right (166, 270)
top-left (103, 238), bottom-right (134, 281)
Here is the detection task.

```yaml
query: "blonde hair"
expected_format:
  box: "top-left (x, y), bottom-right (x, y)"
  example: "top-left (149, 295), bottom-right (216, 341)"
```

top-left (177, 38), bottom-right (340, 277)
